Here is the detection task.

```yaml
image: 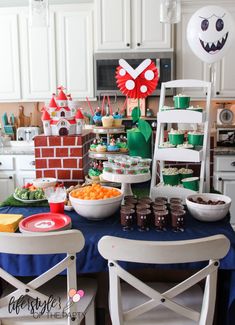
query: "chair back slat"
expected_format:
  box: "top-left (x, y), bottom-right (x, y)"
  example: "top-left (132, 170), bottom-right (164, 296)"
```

top-left (0, 230), bottom-right (84, 254)
top-left (98, 235), bottom-right (230, 264)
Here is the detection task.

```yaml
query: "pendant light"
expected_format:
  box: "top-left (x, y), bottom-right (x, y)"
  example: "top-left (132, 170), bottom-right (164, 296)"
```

top-left (160, 0), bottom-right (181, 24)
top-left (29, 0), bottom-right (49, 27)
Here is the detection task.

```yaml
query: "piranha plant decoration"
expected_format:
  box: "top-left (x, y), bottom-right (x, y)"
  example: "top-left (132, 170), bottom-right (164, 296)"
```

top-left (115, 58), bottom-right (159, 157)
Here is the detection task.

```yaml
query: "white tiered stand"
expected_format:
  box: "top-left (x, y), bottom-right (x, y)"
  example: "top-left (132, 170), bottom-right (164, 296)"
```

top-left (103, 171), bottom-right (151, 196)
top-left (150, 79), bottom-right (212, 200)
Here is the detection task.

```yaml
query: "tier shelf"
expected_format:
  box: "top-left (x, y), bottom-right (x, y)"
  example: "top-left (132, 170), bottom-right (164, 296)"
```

top-left (150, 184), bottom-right (197, 202)
top-left (103, 171), bottom-right (151, 184)
top-left (155, 147), bottom-right (203, 162)
top-left (92, 126), bottom-right (125, 134)
top-left (89, 150), bottom-right (129, 160)
top-left (158, 110), bottom-right (206, 123)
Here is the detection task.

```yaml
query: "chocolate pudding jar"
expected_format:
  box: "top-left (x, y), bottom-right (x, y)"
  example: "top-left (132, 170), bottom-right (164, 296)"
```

top-left (137, 209), bottom-right (152, 231)
top-left (155, 197), bottom-right (168, 204)
top-left (120, 208), bottom-right (135, 231)
top-left (171, 209), bottom-right (186, 232)
top-left (154, 210), bottom-right (169, 231)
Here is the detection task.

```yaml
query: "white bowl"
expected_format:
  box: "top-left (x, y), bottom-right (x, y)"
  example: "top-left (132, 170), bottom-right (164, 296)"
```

top-left (69, 187), bottom-right (123, 220)
top-left (186, 193), bottom-right (231, 222)
top-left (33, 178), bottom-right (57, 189)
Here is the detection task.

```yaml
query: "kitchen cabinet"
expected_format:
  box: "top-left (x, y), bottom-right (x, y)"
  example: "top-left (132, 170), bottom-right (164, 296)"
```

top-left (176, 2), bottom-right (235, 98)
top-left (56, 5), bottom-right (94, 98)
top-left (176, 5), bottom-right (209, 98)
top-left (0, 154), bottom-right (36, 202)
top-left (213, 7), bottom-right (235, 98)
top-left (0, 174), bottom-right (15, 202)
top-left (0, 9), bottom-right (21, 100)
top-left (15, 155), bottom-right (36, 187)
top-left (19, 10), bottom-right (57, 100)
top-left (95, 0), bottom-right (171, 51)
top-left (0, 4), bottom-right (94, 101)
top-left (214, 155), bottom-right (235, 225)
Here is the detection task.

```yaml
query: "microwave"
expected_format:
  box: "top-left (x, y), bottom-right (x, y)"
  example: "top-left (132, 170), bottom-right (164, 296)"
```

top-left (94, 52), bottom-right (175, 97)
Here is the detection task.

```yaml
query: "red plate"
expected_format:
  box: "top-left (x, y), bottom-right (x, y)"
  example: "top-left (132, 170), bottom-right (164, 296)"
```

top-left (19, 213), bottom-right (71, 233)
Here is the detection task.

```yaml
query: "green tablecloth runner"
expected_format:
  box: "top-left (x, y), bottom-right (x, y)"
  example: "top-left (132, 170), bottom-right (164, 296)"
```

top-left (0, 195), bottom-right (49, 207)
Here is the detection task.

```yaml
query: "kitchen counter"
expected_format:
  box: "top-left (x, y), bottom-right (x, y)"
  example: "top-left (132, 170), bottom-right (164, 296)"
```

top-left (214, 147), bottom-right (235, 155)
top-left (0, 141), bottom-right (34, 155)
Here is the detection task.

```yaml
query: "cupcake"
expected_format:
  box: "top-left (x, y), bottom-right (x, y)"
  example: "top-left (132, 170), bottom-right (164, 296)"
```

top-left (93, 111), bottom-right (102, 126)
top-left (88, 168), bottom-right (102, 181)
top-left (90, 139), bottom-right (98, 151)
top-left (102, 115), bottom-right (114, 127)
top-left (118, 142), bottom-right (128, 152)
top-left (107, 139), bottom-right (119, 152)
top-left (113, 112), bottom-right (123, 127)
top-left (96, 144), bottom-right (107, 152)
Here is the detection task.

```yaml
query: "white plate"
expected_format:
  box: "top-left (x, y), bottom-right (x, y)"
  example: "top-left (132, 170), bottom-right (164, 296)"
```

top-left (13, 193), bottom-right (47, 203)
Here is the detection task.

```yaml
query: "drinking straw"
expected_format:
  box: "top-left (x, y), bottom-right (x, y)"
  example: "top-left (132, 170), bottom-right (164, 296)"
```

top-left (86, 96), bottom-right (94, 116)
top-left (120, 96), bottom-right (128, 114)
top-left (101, 95), bottom-right (106, 116)
top-left (107, 96), bottom-right (113, 115)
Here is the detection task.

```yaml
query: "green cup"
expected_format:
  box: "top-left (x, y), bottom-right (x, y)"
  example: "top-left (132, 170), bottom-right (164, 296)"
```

top-left (188, 134), bottom-right (204, 146)
top-left (168, 133), bottom-right (184, 145)
top-left (173, 96), bottom-right (190, 109)
top-left (181, 177), bottom-right (199, 191)
top-left (180, 172), bottom-right (194, 182)
top-left (163, 173), bottom-right (180, 186)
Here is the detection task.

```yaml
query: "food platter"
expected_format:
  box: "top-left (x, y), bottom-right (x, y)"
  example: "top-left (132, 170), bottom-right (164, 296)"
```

top-left (19, 213), bottom-right (71, 233)
top-left (13, 193), bottom-right (47, 203)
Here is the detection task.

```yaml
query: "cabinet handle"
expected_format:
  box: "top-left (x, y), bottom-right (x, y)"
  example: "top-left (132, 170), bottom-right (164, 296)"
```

top-left (126, 43), bottom-right (130, 47)
top-left (216, 91), bottom-right (220, 95)
top-left (0, 162), bottom-right (2, 165)
top-left (218, 177), bottom-right (222, 181)
top-left (9, 176), bottom-right (13, 180)
top-left (231, 162), bottom-right (235, 166)
top-left (137, 43), bottom-right (141, 46)
top-left (30, 161), bottom-right (35, 166)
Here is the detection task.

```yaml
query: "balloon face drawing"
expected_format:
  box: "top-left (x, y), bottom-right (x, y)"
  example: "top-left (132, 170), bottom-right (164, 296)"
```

top-left (187, 6), bottom-right (234, 64)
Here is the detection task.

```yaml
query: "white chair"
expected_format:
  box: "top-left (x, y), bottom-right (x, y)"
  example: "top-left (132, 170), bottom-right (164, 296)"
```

top-left (0, 230), bottom-right (97, 325)
top-left (98, 235), bottom-right (230, 325)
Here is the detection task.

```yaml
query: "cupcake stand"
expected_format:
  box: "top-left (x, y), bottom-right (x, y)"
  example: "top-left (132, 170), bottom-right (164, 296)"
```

top-left (88, 126), bottom-right (128, 160)
top-left (150, 79), bottom-right (212, 200)
top-left (102, 171), bottom-right (151, 196)
top-left (88, 125), bottom-right (128, 185)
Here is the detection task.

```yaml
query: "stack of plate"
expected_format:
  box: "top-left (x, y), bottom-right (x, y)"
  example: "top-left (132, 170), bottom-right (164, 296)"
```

top-left (19, 213), bottom-right (72, 233)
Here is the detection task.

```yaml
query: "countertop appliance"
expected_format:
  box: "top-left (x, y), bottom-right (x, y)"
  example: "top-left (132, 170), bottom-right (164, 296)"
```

top-left (16, 127), bottom-right (41, 141)
top-left (94, 52), bottom-right (174, 97)
top-left (216, 127), bottom-right (235, 147)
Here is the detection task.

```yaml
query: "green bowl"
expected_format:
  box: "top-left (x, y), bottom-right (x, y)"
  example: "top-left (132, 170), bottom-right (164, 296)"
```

top-left (181, 177), bottom-right (199, 191)
top-left (188, 134), bottom-right (204, 146)
top-left (168, 133), bottom-right (184, 145)
top-left (180, 172), bottom-right (194, 182)
top-left (163, 174), bottom-right (180, 186)
top-left (173, 96), bottom-right (190, 109)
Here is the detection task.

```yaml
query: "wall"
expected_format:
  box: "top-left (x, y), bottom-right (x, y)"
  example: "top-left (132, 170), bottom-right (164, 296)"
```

top-left (0, 98), bottom-right (234, 129)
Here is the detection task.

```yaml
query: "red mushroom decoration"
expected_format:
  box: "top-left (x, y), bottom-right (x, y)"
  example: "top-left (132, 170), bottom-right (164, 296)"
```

top-left (116, 59), bottom-right (159, 99)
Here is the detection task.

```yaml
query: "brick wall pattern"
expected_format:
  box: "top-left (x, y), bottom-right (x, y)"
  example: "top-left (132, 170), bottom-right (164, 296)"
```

top-left (34, 132), bottom-right (94, 186)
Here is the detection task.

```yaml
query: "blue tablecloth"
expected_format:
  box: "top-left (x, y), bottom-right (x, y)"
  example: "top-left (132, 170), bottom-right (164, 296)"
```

top-left (0, 205), bottom-right (235, 324)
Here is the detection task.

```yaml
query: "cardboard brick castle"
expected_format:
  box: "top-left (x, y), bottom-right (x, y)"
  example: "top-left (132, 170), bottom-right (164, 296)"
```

top-left (41, 86), bottom-right (84, 136)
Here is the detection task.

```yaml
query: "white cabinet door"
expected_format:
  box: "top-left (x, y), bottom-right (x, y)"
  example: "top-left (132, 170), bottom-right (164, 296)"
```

top-left (19, 10), bottom-right (56, 100)
top-left (0, 11), bottom-right (21, 100)
top-left (95, 0), bottom-right (171, 51)
top-left (213, 8), bottom-right (235, 98)
top-left (56, 6), bottom-right (94, 98)
top-left (176, 7), bottom-right (209, 97)
top-left (133, 0), bottom-right (171, 50)
top-left (95, 0), bottom-right (131, 50)
top-left (0, 174), bottom-right (15, 202)
top-left (222, 180), bottom-right (235, 224)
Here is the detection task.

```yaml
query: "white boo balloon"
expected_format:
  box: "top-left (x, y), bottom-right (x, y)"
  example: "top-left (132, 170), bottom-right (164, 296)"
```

top-left (187, 6), bottom-right (235, 64)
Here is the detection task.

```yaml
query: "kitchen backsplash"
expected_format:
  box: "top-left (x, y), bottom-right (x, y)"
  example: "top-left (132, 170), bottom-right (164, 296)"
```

top-left (0, 98), bottom-right (234, 128)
